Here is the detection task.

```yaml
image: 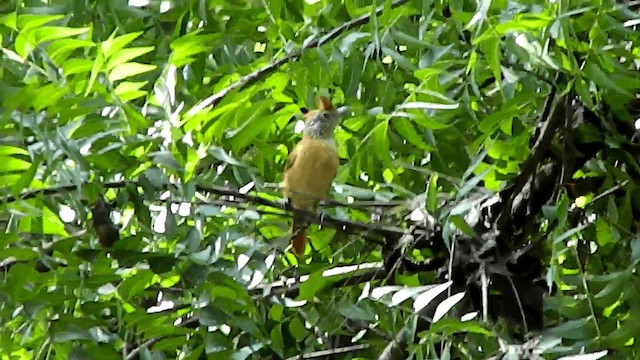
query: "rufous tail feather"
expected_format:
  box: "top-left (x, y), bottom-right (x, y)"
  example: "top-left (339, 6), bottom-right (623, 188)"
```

top-left (291, 217), bottom-right (307, 255)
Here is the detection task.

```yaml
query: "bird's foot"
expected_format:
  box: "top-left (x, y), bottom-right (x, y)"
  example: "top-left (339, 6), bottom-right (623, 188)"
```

top-left (318, 209), bottom-right (328, 225)
top-left (280, 197), bottom-right (292, 210)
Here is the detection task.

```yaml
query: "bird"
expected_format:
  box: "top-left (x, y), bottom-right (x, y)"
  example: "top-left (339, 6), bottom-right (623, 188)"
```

top-left (283, 96), bottom-right (350, 255)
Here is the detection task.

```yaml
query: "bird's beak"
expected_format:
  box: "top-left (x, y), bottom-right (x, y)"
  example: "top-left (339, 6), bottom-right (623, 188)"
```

top-left (336, 105), bottom-right (351, 118)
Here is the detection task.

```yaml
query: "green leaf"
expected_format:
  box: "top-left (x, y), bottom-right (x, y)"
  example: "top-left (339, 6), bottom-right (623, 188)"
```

top-left (35, 26), bottom-right (89, 44)
top-left (108, 62), bottom-right (157, 82)
top-left (426, 174), bottom-right (439, 214)
top-left (430, 318), bottom-right (492, 336)
top-left (62, 58), bottom-right (94, 76)
top-left (0, 155), bottom-right (31, 173)
top-left (584, 62), bottom-right (632, 97)
top-left (0, 248), bottom-right (38, 261)
top-left (102, 31), bottom-right (143, 58)
top-left (170, 32), bottom-right (218, 67)
top-left (17, 14), bottom-right (64, 31)
top-left (339, 303), bottom-right (376, 322)
top-left (106, 46), bottom-right (155, 70)
top-left (448, 215), bottom-right (476, 238)
top-left (392, 118), bottom-right (431, 150)
top-left (114, 81), bottom-right (149, 101)
top-left (208, 146), bottom-right (248, 168)
top-left (270, 325), bottom-right (284, 357)
top-left (11, 156), bottom-right (40, 197)
top-left (554, 224), bottom-right (588, 244)
top-left (373, 119), bottom-right (391, 167)
top-left (32, 83), bottom-right (69, 111)
top-left (288, 316), bottom-right (307, 341)
top-left (18, 203), bottom-right (68, 236)
top-left (596, 218), bottom-right (617, 246)
top-left (0, 145), bottom-right (28, 156)
top-left (226, 99), bottom-right (278, 152)
top-left (382, 47), bottom-right (417, 71)
top-left (457, 168), bottom-right (490, 199)
top-left (84, 49), bottom-right (105, 96)
top-left (46, 38), bottom-right (95, 64)
top-left (391, 29), bottom-right (429, 49)
top-left (298, 271), bottom-right (330, 301)
top-left (119, 270), bottom-right (156, 300)
top-left (0, 12), bottom-right (17, 30)
top-left (150, 151), bottom-right (182, 171)
top-left (129, 188), bottom-right (152, 230)
top-left (547, 318), bottom-right (595, 340)
top-left (481, 36), bottom-right (502, 89)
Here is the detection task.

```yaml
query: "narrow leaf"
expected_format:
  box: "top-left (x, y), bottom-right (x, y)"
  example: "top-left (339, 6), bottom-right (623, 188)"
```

top-left (433, 292), bottom-right (466, 322)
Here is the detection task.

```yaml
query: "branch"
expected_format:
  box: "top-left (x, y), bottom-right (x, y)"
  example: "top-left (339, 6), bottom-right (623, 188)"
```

top-left (187, 0), bottom-right (410, 115)
top-left (250, 264), bottom-right (386, 298)
top-left (377, 326), bottom-right (409, 360)
top-left (193, 183), bottom-right (422, 239)
top-left (496, 87), bottom-right (561, 229)
top-left (125, 336), bottom-right (162, 360)
top-left (4, 180), bottom-right (429, 243)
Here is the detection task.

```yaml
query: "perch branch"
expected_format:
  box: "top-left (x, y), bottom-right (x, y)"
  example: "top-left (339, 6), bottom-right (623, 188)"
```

top-left (3, 180), bottom-right (429, 243)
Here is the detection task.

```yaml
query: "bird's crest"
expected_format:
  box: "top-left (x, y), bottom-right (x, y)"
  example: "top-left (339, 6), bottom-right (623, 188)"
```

top-left (316, 96), bottom-right (334, 111)
top-left (304, 96), bottom-right (334, 122)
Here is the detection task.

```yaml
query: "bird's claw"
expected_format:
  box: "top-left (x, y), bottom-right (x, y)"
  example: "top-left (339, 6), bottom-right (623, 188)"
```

top-left (319, 210), bottom-right (328, 224)
top-left (281, 197), bottom-right (292, 210)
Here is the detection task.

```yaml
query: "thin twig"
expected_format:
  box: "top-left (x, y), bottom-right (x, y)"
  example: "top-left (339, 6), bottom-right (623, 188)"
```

top-left (125, 337), bottom-right (162, 360)
top-left (285, 344), bottom-right (370, 360)
top-left (124, 317), bottom-right (199, 360)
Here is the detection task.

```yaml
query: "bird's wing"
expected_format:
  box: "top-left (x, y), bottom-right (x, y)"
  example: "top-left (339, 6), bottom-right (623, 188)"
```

top-left (284, 146), bottom-right (298, 172)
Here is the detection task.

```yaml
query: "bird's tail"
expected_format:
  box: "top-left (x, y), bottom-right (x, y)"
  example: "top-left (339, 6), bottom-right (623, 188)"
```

top-left (291, 216), bottom-right (307, 255)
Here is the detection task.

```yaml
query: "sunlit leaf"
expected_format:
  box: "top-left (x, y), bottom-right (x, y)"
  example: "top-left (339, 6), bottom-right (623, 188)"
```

top-left (106, 46), bottom-right (155, 70)
top-left (102, 31), bottom-right (143, 58)
top-left (413, 281), bottom-right (452, 313)
top-left (433, 292), bottom-right (466, 323)
top-left (108, 62), bottom-right (157, 82)
top-left (35, 26), bottom-right (89, 44)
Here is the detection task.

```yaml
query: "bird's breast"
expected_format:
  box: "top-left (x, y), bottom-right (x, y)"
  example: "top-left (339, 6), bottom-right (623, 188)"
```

top-left (283, 138), bottom-right (339, 209)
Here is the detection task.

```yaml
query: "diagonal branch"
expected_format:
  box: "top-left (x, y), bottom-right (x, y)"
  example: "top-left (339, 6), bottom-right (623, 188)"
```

top-left (496, 86), bottom-right (561, 229)
top-left (187, 0), bottom-right (409, 115)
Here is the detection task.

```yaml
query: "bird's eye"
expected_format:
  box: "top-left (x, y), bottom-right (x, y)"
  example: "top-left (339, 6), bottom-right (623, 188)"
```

top-left (320, 112), bottom-right (330, 120)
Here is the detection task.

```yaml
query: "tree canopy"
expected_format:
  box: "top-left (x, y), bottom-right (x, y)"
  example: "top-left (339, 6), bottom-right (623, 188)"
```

top-left (1, 0), bottom-right (640, 359)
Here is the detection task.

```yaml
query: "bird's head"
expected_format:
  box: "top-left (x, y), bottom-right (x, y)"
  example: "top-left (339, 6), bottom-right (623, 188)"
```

top-left (303, 96), bottom-right (350, 139)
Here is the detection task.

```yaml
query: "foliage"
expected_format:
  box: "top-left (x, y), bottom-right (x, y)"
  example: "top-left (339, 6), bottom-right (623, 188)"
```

top-left (1, 0), bottom-right (640, 359)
